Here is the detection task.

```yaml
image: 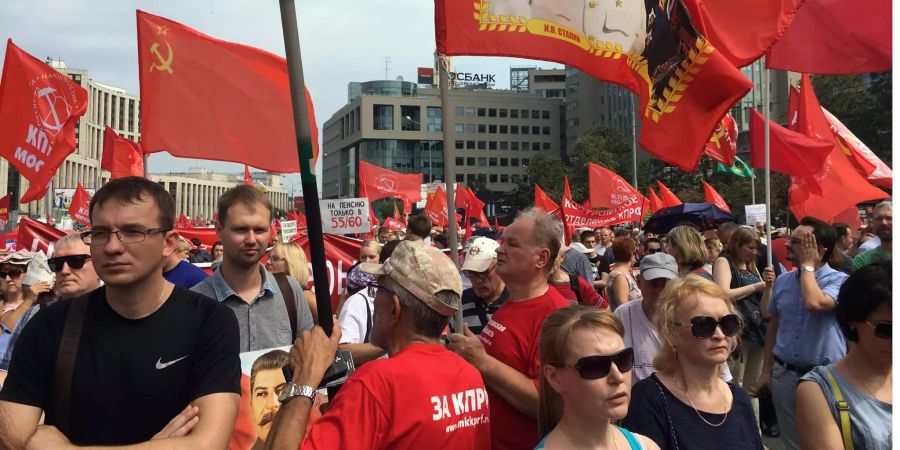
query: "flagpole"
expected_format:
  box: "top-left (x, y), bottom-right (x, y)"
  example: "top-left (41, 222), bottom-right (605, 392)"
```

top-left (438, 54), bottom-right (464, 332)
top-left (763, 66), bottom-right (772, 266)
top-left (750, 169), bottom-right (756, 204)
top-left (279, 0), bottom-right (333, 332)
top-left (630, 93), bottom-right (638, 190)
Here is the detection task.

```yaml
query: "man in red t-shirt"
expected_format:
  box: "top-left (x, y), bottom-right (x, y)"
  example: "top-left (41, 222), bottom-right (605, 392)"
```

top-left (449, 209), bottom-right (570, 450)
top-left (265, 240), bottom-right (491, 450)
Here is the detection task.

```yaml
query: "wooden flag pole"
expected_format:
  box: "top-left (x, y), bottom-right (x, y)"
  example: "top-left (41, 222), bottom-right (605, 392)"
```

top-left (438, 55), bottom-right (465, 332)
top-left (763, 65), bottom-right (773, 267)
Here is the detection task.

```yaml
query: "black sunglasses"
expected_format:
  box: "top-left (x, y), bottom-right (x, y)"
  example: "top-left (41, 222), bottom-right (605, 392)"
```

top-left (866, 320), bottom-right (891, 340)
top-left (673, 314), bottom-right (742, 339)
top-left (0, 269), bottom-right (24, 279)
top-left (553, 348), bottom-right (634, 380)
top-left (48, 254), bottom-right (92, 272)
top-left (646, 248), bottom-right (660, 254)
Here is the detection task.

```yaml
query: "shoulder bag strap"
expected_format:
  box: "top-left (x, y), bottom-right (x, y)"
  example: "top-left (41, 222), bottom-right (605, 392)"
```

top-left (54, 295), bottom-right (90, 437)
top-left (824, 367), bottom-right (855, 450)
top-left (569, 274), bottom-right (583, 304)
top-left (650, 376), bottom-right (680, 450)
top-left (363, 294), bottom-right (373, 343)
top-left (273, 273), bottom-right (298, 339)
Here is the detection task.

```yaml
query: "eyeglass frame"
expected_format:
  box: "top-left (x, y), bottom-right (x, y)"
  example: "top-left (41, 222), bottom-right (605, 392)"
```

top-left (81, 228), bottom-right (172, 246)
top-left (550, 348), bottom-right (635, 380)
top-left (865, 320), bottom-right (891, 340)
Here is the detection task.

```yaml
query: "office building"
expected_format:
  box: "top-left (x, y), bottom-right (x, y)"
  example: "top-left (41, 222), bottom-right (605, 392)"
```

top-left (150, 168), bottom-right (290, 219)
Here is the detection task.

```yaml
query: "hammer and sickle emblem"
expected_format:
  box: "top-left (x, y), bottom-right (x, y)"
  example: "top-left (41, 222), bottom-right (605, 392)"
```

top-left (150, 41), bottom-right (174, 74)
top-left (709, 125), bottom-right (725, 149)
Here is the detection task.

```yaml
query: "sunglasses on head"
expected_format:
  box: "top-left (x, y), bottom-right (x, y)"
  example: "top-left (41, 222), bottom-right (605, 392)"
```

top-left (553, 348), bottom-right (634, 380)
top-left (0, 268), bottom-right (24, 279)
top-left (47, 254), bottom-right (92, 272)
top-left (865, 320), bottom-right (891, 340)
top-left (673, 314), bottom-right (742, 339)
top-left (367, 281), bottom-right (395, 298)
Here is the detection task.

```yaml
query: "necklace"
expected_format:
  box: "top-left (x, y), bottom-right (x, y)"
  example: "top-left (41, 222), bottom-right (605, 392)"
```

top-left (678, 375), bottom-right (729, 427)
top-left (848, 367), bottom-right (881, 399)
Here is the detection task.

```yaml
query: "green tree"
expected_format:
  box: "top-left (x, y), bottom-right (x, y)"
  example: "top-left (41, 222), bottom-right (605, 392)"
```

top-left (566, 126), bottom-right (632, 203)
top-left (506, 153), bottom-right (567, 210)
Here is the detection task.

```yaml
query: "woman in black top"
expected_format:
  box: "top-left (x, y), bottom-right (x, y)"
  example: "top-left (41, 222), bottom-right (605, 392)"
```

top-left (622, 275), bottom-right (763, 450)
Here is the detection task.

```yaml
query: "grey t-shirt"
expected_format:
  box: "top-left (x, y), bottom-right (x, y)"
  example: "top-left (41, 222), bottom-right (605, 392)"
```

top-left (561, 248), bottom-right (595, 282)
top-left (192, 266), bottom-right (314, 352)
top-left (801, 365), bottom-right (892, 450)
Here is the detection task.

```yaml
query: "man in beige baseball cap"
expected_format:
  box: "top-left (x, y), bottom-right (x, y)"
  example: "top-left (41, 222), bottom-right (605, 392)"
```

top-left (266, 240), bottom-right (492, 450)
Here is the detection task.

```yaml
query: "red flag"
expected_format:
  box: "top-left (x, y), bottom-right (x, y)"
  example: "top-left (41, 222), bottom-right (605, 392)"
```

top-left (648, 188), bottom-right (664, 214)
top-left (176, 213), bottom-right (191, 229)
top-left (493, 215), bottom-right (500, 230)
top-left (563, 177), bottom-right (573, 201)
top-left (561, 197), bottom-right (644, 230)
top-left (423, 186), bottom-right (449, 227)
top-left (656, 181), bottom-right (683, 208)
top-left (435, 1), bottom-right (752, 171)
top-left (102, 127), bottom-right (144, 179)
top-left (702, 181), bottom-right (730, 213)
top-left (0, 40), bottom-right (88, 204)
top-left (822, 108), bottom-right (892, 189)
top-left (392, 202), bottom-right (401, 220)
top-left (534, 184), bottom-right (559, 213)
top-left (358, 161), bottom-right (423, 203)
top-left (704, 113), bottom-right (737, 166)
top-left (766, 0), bottom-right (891, 74)
top-left (136, 11), bottom-right (319, 173)
top-left (587, 163), bottom-right (644, 210)
top-left (243, 165), bottom-right (253, 186)
top-left (16, 217), bottom-right (66, 254)
top-left (682, 0), bottom-right (805, 68)
top-left (67, 184), bottom-right (92, 226)
top-left (788, 75), bottom-right (888, 221)
top-left (0, 194), bottom-right (9, 221)
top-left (832, 206), bottom-right (862, 232)
top-left (382, 217), bottom-right (405, 232)
top-left (748, 109), bottom-right (833, 182)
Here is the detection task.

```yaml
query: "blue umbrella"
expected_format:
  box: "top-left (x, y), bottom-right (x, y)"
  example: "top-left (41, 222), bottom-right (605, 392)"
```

top-left (645, 202), bottom-right (737, 234)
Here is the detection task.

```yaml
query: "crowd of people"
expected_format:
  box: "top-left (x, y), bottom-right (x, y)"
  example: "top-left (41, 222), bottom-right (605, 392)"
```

top-left (0, 175), bottom-right (892, 450)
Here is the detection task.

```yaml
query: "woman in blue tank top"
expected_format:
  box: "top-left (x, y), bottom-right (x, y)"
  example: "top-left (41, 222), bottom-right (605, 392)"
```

top-left (535, 305), bottom-right (659, 450)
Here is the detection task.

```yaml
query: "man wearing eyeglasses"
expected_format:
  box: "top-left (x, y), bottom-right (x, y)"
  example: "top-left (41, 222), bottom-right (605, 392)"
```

top-left (758, 216), bottom-right (849, 450)
top-left (0, 234), bottom-right (102, 383)
top-left (0, 177), bottom-right (241, 449)
top-left (456, 237), bottom-right (507, 335)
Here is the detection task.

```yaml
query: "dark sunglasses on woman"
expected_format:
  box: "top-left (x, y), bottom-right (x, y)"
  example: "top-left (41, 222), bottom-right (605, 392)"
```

top-left (674, 314), bottom-right (742, 339)
top-left (0, 268), bottom-right (24, 279)
top-left (47, 254), bottom-right (92, 272)
top-left (866, 320), bottom-right (891, 340)
top-left (553, 348), bottom-right (634, 380)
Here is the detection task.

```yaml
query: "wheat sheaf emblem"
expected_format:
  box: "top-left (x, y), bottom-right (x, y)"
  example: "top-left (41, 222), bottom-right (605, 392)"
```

top-left (644, 37), bottom-right (714, 123)
top-left (474, 1), bottom-right (527, 32)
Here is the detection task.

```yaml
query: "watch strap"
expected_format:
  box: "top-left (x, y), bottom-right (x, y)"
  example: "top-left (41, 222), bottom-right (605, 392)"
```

top-left (279, 382), bottom-right (316, 404)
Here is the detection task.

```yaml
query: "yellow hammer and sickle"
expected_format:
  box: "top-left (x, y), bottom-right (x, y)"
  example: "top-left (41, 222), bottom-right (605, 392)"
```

top-left (150, 41), bottom-right (174, 74)
top-left (709, 128), bottom-right (724, 148)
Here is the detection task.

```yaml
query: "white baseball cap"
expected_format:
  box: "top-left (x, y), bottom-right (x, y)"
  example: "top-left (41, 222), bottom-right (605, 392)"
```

top-left (460, 237), bottom-right (499, 273)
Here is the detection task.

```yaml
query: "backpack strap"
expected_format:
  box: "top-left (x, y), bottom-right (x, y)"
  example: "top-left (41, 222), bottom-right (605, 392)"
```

top-left (824, 367), bottom-right (855, 450)
top-left (569, 274), bottom-right (583, 304)
top-left (273, 273), bottom-right (298, 339)
top-left (54, 295), bottom-right (90, 437)
top-left (363, 294), bottom-right (373, 344)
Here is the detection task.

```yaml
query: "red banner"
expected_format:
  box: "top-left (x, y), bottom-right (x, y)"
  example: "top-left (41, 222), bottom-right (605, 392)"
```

top-left (0, 194), bottom-right (9, 221)
top-left (704, 113), bottom-right (737, 166)
top-left (534, 184), bottom-right (559, 213)
top-left (587, 163), bottom-right (645, 210)
top-left (358, 161), bottom-right (423, 203)
top-left (822, 108), bottom-right (892, 189)
top-left (561, 197), bottom-right (643, 229)
top-left (703, 181), bottom-right (731, 213)
top-left (0, 40), bottom-right (88, 203)
top-left (435, 1), bottom-right (752, 171)
top-left (68, 184), bottom-right (92, 225)
top-left (382, 217), bottom-right (405, 232)
top-left (16, 217), bottom-right (67, 254)
top-left (175, 227), bottom-right (218, 247)
top-left (102, 126), bottom-right (144, 179)
top-left (423, 186), bottom-right (450, 227)
top-left (175, 213), bottom-right (191, 229)
top-left (656, 181), bottom-right (683, 208)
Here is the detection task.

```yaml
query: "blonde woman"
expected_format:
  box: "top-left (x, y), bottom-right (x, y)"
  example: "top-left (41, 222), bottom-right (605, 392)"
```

top-left (265, 242), bottom-right (317, 324)
top-left (622, 275), bottom-right (763, 450)
top-left (537, 305), bottom-right (659, 450)
top-left (666, 226), bottom-right (713, 280)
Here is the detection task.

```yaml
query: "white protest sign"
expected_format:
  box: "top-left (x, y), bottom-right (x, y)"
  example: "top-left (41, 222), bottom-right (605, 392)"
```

top-left (744, 204), bottom-right (768, 226)
top-left (280, 220), bottom-right (298, 241)
top-left (320, 197), bottom-right (371, 235)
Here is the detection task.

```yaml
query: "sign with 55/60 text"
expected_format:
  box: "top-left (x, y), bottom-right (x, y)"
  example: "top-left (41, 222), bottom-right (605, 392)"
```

top-left (320, 198), bottom-right (371, 235)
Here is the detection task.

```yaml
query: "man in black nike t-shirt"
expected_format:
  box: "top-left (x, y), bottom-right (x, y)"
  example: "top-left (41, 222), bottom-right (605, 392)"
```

top-left (0, 177), bottom-right (241, 449)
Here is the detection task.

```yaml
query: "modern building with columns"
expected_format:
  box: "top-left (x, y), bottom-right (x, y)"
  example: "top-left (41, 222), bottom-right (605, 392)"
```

top-left (150, 168), bottom-right (291, 219)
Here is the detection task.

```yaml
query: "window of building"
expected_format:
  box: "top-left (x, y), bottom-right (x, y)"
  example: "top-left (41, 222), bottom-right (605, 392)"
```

top-left (426, 106), bottom-right (442, 132)
top-left (499, 109), bottom-right (508, 118)
top-left (454, 124), bottom-right (465, 133)
top-left (488, 108), bottom-right (497, 117)
top-left (499, 125), bottom-right (508, 134)
top-left (522, 127), bottom-right (530, 135)
top-left (500, 158), bottom-right (509, 166)
top-left (542, 126), bottom-right (551, 135)
top-left (522, 158), bottom-right (530, 166)
top-left (478, 157), bottom-right (487, 166)
top-left (455, 107), bottom-right (464, 117)
top-left (456, 174), bottom-right (465, 182)
top-left (455, 140), bottom-right (464, 149)
top-left (456, 157), bottom-right (465, 166)
top-left (511, 158), bottom-right (520, 166)
top-left (489, 158), bottom-right (498, 167)
top-left (510, 109), bottom-right (519, 118)
top-left (542, 142), bottom-right (551, 150)
top-left (467, 157), bottom-right (475, 166)
top-left (477, 141), bottom-right (487, 150)
top-left (542, 110), bottom-right (550, 119)
top-left (511, 141), bottom-right (520, 150)
top-left (465, 107), bottom-right (476, 116)
top-left (521, 109), bottom-right (530, 119)
top-left (532, 142), bottom-right (540, 151)
top-left (401, 105), bottom-right (420, 131)
top-left (373, 104), bottom-right (394, 130)
top-left (511, 174), bottom-right (521, 183)
top-left (489, 174), bottom-right (498, 183)
top-left (477, 108), bottom-right (486, 117)
top-left (511, 125), bottom-right (519, 134)
top-left (532, 126), bottom-right (540, 134)
top-left (466, 141), bottom-right (475, 149)
top-left (478, 124), bottom-right (487, 133)
top-left (532, 109), bottom-right (540, 118)
top-left (499, 141), bottom-right (509, 150)
top-left (466, 124), bottom-right (476, 133)
top-left (489, 141), bottom-right (497, 150)
top-left (500, 174), bottom-right (509, 183)
top-left (488, 125), bottom-right (497, 134)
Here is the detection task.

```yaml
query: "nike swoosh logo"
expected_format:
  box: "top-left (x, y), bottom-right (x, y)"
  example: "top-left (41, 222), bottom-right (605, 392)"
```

top-left (155, 355), bottom-right (189, 370)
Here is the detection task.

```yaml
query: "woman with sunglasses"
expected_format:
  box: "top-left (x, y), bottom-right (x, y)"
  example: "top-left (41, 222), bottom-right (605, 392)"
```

top-left (537, 305), bottom-right (659, 450)
top-left (796, 260), bottom-right (892, 450)
top-left (622, 275), bottom-right (763, 450)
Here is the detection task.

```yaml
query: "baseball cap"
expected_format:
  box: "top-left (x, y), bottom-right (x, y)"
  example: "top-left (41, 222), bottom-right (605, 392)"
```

top-left (361, 240), bottom-right (462, 317)
top-left (2, 250), bottom-right (33, 266)
top-left (460, 237), bottom-right (499, 273)
top-left (570, 242), bottom-right (593, 254)
top-left (639, 252), bottom-right (678, 281)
